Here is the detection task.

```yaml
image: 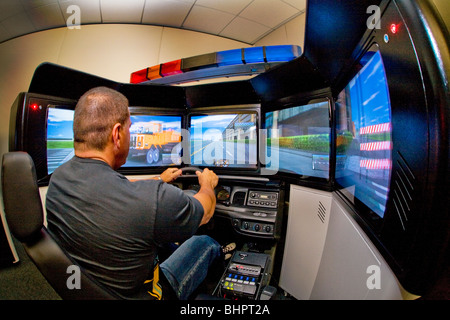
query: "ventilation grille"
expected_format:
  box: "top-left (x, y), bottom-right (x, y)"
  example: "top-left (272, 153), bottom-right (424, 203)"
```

top-left (392, 151), bottom-right (416, 231)
top-left (317, 201), bottom-right (327, 223)
top-left (232, 191), bottom-right (246, 206)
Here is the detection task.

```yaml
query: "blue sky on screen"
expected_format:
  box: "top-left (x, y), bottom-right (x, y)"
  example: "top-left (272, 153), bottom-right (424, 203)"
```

top-left (130, 115), bottom-right (181, 134)
top-left (190, 114), bottom-right (237, 141)
top-left (47, 108), bottom-right (74, 140)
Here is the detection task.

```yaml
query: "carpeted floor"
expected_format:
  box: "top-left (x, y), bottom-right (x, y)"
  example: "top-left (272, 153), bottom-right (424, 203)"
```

top-left (0, 238), bottom-right (61, 300)
top-left (1, 236), bottom-right (448, 300)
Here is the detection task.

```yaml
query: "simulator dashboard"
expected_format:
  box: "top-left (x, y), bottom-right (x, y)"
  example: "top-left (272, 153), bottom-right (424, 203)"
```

top-left (172, 174), bottom-right (283, 240)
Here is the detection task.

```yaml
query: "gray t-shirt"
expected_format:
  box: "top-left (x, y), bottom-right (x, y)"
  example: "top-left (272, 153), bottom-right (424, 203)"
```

top-left (46, 156), bottom-right (203, 298)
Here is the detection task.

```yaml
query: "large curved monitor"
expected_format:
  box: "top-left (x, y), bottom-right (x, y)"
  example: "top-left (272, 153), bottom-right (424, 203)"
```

top-left (335, 47), bottom-right (392, 219)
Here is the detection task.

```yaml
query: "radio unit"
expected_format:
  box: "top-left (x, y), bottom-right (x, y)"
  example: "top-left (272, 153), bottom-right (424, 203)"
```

top-left (247, 191), bottom-right (278, 209)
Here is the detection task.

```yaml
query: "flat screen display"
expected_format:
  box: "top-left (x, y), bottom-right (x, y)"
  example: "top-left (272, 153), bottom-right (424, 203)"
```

top-left (264, 100), bottom-right (331, 178)
top-left (125, 115), bottom-right (182, 167)
top-left (189, 113), bottom-right (257, 168)
top-left (335, 49), bottom-right (392, 218)
top-left (47, 110), bottom-right (182, 173)
top-left (46, 107), bottom-right (75, 174)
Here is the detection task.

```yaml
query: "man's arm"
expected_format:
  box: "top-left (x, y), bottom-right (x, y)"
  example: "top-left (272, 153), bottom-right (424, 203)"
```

top-left (193, 168), bottom-right (218, 226)
top-left (129, 168), bottom-right (182, 183)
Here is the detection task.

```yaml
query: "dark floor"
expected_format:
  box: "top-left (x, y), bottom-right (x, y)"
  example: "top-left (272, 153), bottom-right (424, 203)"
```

top-left (0, 238), bottom-right (61, 300)
top-left (1, 236), bottom-right (448, 300)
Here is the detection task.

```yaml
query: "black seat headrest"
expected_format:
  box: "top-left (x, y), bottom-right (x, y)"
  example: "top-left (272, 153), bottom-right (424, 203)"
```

top-left (2, 152), bottom-right (44, 242)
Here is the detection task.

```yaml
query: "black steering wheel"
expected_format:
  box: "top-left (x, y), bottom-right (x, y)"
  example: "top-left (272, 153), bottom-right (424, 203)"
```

top-left (181, 166), bottom-right (203, 174)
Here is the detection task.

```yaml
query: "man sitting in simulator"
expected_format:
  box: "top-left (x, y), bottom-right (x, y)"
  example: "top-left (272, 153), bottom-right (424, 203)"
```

top-left (46, 86), bottom-right (231, 300)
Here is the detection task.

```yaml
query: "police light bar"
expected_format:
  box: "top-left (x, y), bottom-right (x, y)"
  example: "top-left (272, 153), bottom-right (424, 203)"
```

top-left (130, 45), bottom-right (302, 84)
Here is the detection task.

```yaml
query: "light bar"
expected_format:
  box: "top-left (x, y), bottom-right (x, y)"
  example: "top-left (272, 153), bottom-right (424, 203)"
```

top-left (181, 52), bottom-right (217, 72)
top-left (265, 45), bottom-right (301, 62)
top-left (130, 68), bottom-right (148, 84)
top-left (244, 47), bottom-right (265, 63)
top-left (217, 48), bottom-right (244, 66)
top-left (160, 59), bottom-right (182, 77)
top-left (131, 45), bottom-right (302, 83)
top-left (147, 65), bottom-right (162, 80)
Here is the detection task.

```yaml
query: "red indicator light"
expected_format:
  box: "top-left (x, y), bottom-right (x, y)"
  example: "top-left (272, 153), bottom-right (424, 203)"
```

top-left (390, 23), bottom-right (398, 34)
top-left (31, 104), bottom-right (39, 111)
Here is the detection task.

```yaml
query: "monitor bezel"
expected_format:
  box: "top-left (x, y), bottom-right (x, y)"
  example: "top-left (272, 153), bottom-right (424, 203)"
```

top-left (8, 93), bottom-right (78, 186)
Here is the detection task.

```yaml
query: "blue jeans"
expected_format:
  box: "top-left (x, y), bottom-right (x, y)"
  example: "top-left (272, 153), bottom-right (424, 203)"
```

top-left (160, 235), bottom-right (221, 300)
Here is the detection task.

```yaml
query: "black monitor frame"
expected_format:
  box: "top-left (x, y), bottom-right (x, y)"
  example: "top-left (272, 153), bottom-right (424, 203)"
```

top-left (9, 92), bottom-right (77, 186)
top-left (330, 0), bottom-right (450, 295)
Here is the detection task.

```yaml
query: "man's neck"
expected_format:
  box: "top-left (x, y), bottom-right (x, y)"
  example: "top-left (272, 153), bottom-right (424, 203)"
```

top-left (75, 149), bottom-right (114, 169)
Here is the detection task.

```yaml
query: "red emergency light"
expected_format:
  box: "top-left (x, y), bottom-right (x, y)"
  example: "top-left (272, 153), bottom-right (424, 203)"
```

top-left (390, 23), bottom-right (399, 34)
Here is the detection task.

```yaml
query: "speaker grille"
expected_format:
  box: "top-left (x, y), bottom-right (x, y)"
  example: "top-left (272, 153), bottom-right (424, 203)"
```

top-left (392, 151), bottom-right (416, 231)
top-left (317, 201), bottom-right (327, 223)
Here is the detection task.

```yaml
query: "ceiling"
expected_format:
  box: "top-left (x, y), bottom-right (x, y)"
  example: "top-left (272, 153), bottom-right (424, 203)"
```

top-left (0, 0), bottom-right (307, 45)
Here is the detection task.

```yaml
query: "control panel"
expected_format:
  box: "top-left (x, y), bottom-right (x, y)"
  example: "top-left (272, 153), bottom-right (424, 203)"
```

top-left (225, 187), bottom-right (281, 238)
top-left (178, 178), bottom-right (283, 239)
top-left (222, 263), bottom-right (261, 297)
top-left (232, 219), bottom-right (274, 237)
top-left (216, 251), bottom-right (270, 300)
top-left (247, 191), bottom-right (278, 209)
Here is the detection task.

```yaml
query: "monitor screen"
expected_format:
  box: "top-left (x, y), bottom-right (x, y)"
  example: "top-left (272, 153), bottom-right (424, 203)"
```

top-left (189, 113), bottom-right (257, 168)
top-left (47, 110), bottom-right (182, 173)
top-left (125, 114), bottom-right (182, 167)
top-left (264, 100), bottom-right (331, 178)
top-left (335, 49), bottom-right (392, 218)
top-left (46, 107), bottom-right (75, 174)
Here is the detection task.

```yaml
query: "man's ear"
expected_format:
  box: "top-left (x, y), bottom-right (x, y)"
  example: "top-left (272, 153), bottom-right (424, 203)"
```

top-left (112, 123), bottom-right (122, 148)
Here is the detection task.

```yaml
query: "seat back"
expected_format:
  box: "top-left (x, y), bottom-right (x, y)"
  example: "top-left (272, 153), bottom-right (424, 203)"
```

top-left (1, 152), bottom-right (119, 300)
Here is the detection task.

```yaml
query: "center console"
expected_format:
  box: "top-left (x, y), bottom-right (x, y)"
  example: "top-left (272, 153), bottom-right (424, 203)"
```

top-left (174, 175), bottom-right (283, 300)
top-left (213, 176), bottom-right (284, 240)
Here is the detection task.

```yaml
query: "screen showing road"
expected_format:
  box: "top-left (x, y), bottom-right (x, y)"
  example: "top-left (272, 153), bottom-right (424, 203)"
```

top-left (265, 101), bottom-right (331, 178)
top-left (335, 49), bottom-right (392, 218)
top-left (190, 113), bottom-right (257, 168)
top-left (47, 111), bottom-right (183, 172)
top-left (125, 115), bottom-right (182, 167)
top-left (47, 107), bottom-right (75, 174)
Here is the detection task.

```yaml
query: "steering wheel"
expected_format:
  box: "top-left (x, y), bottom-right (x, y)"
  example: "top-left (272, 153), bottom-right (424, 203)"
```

top-left (181, 166), bottom-right (203, 174)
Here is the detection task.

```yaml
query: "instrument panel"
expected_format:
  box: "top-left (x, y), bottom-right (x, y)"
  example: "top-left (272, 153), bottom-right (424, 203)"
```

top-left (173, 175), bottom-right (284, 239)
